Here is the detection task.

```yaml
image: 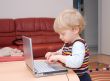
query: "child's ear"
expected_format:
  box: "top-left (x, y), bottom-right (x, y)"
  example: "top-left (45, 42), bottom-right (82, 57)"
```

top-left (73, 27), bottom-right (79, 34)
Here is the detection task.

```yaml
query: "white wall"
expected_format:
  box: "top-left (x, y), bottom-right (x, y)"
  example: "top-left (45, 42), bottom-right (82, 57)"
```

top-left (99, 0), bottom-right (110, 55)
top-left (0, 0), bottom-right (73, 18)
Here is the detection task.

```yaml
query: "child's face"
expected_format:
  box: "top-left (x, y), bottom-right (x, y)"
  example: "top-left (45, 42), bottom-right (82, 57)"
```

top-left (57, 29), bottom-right (78, 43)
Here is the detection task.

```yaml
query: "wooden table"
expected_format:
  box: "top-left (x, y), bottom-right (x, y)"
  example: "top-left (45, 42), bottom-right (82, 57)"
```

top-left (0, 61), bottom-right (80, 81)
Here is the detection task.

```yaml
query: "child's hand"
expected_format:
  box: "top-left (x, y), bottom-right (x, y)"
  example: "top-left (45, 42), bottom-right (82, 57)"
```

top-left (45, 52), bottom-right (53, 60)
top-left (45, 52), bottom-right (57, 60)
top-left (47, 55), bottom-right (61, 64)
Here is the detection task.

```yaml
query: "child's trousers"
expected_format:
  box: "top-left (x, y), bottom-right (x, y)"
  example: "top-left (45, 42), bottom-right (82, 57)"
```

top-left (78, 73), bottom-right (92, 81)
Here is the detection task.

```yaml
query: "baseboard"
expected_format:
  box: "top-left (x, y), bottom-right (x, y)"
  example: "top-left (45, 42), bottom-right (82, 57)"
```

top-left (89, 54), bottom-right (110, 65)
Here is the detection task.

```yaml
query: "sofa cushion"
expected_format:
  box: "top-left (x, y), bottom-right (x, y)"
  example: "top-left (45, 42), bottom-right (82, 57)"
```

top-left (0, 19), bottom-right (15, 33)
top-left (15, 18), bottom-right (62, 44)
top-left (0, 19), bottom-right (16, 46)
top-left (0, 37), bottom-right (16, 47)
top-left (35, 18), bottom-right (55, 31)
top-left (15, 18), bottom-right (55, 32)
top-left (31, 35), bottom-right (62, 44)
top-left (15, 18), bottom-right (35, 32)
top-left (32, 43), bottom-right (63, 58)
top-left (17, 42), bottom-right (63, 58)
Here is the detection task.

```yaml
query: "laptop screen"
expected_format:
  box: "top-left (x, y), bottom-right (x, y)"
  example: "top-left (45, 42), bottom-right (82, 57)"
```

top-left (22, 36), bottom-right (35, 72)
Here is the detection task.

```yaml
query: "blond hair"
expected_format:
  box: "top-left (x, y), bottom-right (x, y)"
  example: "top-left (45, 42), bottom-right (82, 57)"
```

top-left (54, 9), bottom-right (85, 33)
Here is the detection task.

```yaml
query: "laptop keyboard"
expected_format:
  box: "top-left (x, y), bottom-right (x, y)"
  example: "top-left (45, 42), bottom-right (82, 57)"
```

top-left (34, 61), bottom-right (56, 73)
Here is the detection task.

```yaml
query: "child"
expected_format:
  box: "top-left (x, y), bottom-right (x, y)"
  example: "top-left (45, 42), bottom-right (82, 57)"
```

top-left (45, 8), bottom-right (92, 81)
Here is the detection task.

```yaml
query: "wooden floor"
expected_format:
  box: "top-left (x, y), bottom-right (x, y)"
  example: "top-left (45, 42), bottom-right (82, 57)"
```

top-left (89, 54), bottom-right (110, 65)
top-left (90, 70), bottom-right (110, 81)
top-left (89, 54), bottom-right (110, 81)
top-left (89, 62), bottom-right (110, 81)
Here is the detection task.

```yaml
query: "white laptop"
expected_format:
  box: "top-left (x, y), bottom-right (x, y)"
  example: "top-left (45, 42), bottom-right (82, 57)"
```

top-left (22, 36), bottom-right (68, 77)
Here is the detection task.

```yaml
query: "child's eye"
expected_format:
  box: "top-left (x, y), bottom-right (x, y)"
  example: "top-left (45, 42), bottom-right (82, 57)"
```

top-left (61, 33), bottom-right (65, 35)
top-left (60, 34), bottom-right (64, 36)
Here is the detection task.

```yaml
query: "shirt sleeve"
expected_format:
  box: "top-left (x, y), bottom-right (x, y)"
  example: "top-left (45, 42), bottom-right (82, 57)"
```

top-left (65, 41), bottom-right (85, 68)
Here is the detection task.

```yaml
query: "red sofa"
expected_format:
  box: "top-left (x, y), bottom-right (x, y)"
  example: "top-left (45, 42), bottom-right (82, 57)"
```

top-left (0, 18), bottom-right (63, 62)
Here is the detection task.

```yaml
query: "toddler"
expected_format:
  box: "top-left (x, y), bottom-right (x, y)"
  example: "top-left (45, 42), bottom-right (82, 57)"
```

top-left (45, 8), bottom-right (91, 81)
